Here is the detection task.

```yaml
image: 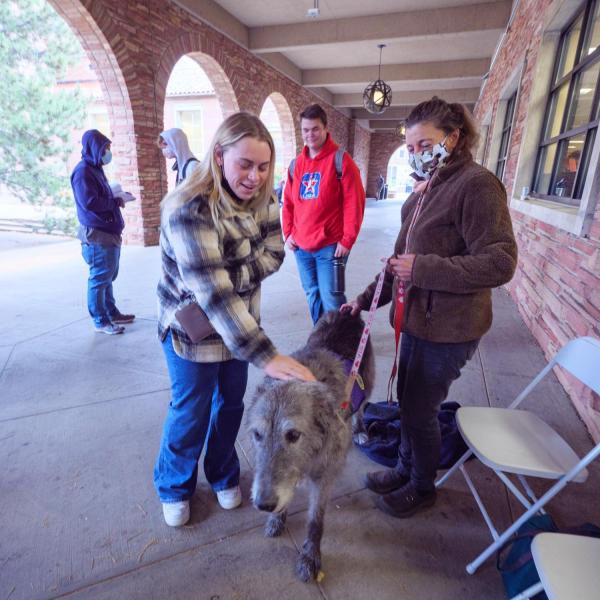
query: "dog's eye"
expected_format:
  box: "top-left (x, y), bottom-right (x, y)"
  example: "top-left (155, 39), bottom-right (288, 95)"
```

top-left (285, 429), bottom-right (301, 444)
top-left (252, 430), bottom-right (263, 442)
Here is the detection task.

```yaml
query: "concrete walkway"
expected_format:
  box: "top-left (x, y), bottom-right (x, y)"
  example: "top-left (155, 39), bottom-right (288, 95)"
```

top-left (0, 198), bottom-right (597, 600)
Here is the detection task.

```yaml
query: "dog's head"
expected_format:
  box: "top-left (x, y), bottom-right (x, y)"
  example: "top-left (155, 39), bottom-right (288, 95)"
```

top-left (247, 378), bottom-right (336, 514)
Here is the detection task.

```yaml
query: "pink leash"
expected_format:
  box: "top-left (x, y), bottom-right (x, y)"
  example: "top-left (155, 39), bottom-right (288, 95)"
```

top-left (341, 259), bottom-right (388, 410)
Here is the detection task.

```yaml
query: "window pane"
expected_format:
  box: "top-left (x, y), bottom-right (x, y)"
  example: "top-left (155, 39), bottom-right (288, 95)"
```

top-left (544, 84), bottom-right (569, 138)
top-left (566, 59), bottom-right (600, 130)
top-left (553, 134), bottom-right (586, 197)
top-left (496, 159), bottom-right (506, 180)
top-left (176, 110), bottom-right (203, 157)
top-left (534, 143), bottom-right (558, 194)
top-left (575, 127), bottom-right (596, 197)
top-left (584, 0), bottom-right (600, 56)
top-left (556, 14), bottom-right (584, 81)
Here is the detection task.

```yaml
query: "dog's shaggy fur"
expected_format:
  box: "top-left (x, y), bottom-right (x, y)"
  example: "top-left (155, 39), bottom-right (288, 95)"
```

top-left (247, 310), bottom-right (374, 581)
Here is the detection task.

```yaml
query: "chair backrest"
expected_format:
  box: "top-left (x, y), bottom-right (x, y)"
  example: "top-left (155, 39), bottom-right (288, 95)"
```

top-left (554, 336), bottom-right (600, 395)
top-left (510, 336), bottom-right (600, 409)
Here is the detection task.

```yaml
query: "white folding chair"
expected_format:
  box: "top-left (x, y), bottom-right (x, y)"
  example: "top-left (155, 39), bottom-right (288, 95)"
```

top-left (510, 532), bottom-right (600, 600)
top-left (436, 336), bottom-right (600, 574)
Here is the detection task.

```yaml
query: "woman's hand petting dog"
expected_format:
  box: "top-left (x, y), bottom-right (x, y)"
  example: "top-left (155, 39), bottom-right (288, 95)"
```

top-left (264, 354), bottom-right (316, 381)
top-left (340, 300), bottom-right (361, 316)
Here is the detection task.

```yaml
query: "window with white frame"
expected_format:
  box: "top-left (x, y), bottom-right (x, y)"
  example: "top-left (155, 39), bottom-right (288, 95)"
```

top-left (532, 0), bottom-right (600, 206)
top-left (495, 92), bottom-right (517, 180)
top-left (175, 107), bottom-right (203, 158)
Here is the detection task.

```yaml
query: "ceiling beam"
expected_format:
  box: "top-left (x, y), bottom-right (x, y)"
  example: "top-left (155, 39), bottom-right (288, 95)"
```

top-left (352, 107), bottom-right (413, 120)
top-left (369, 120), bottom-right (404, 130)
top-left (334, 87), bottom-right (481, 108)
top-left (302, 58), bottom-right (490, 87)
top-left (249, 2), bottom-right (511, 52)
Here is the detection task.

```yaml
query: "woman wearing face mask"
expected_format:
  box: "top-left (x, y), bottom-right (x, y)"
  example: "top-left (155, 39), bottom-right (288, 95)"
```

top-left (155, 112), bottom-right (315, 527)
top-left (342, 97), bottom-right (517, 518)
top-left (157, 128), bottom-right (200, 185)
top-left (70, 129), bottom-right (135, 335)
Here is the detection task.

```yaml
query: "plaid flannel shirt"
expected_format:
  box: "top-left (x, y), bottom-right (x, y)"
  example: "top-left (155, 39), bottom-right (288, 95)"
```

top-left (157, 194), bottom-right (284, 366)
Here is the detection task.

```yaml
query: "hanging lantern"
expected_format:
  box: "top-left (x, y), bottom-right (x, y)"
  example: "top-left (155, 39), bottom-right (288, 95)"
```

top-left (363, 44), bottom-right (392, 115)
top-left (395, 121), bottom-right (406, 137)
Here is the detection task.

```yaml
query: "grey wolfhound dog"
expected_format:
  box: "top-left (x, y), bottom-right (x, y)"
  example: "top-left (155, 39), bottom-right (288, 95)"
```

top-left (247, 310), bottom-right (374, 581)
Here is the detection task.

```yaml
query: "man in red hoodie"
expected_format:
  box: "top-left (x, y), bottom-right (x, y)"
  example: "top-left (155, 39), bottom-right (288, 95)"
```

top-left (283, 104), bottom-right (366, 324)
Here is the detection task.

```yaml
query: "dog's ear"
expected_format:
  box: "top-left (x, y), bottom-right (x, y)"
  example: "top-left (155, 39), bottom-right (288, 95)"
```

top-left (247, 383), bottom-right (266, 412)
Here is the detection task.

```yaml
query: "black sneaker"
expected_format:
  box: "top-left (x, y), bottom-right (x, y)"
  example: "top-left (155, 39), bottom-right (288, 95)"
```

top-left (364, 468), bottom-right (410, 495)
top-left (375, 482), bottom-right (436, 518)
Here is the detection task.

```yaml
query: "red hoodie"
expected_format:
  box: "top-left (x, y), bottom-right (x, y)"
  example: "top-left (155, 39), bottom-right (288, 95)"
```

top-left (282, 135), bottom-right (365, 252)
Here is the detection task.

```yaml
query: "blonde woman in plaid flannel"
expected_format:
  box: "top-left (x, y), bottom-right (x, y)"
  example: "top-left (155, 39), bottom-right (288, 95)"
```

top-left (155, 112), bottom-right (315, 527)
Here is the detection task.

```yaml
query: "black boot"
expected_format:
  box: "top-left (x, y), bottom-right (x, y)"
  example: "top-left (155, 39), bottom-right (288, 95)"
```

top-left (375, 482), bottom-right (437, 518)
top-left (364, 468), bottom-right (410, 495)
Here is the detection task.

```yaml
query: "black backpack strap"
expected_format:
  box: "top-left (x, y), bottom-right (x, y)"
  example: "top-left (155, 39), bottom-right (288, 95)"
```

top-left (181, 157), bottom-right (199, 181)
top-left (335, 147), bottom-right (345, 180)
top-left (288, 158), bottom-right (297, 183)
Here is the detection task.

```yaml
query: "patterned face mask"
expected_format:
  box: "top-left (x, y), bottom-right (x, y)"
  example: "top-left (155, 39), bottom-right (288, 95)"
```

top-left (408, 135), bottom-right (450, 180)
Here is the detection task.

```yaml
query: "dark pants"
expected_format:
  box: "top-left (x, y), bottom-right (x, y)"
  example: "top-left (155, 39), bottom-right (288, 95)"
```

top-left (396, 333), bottom-right (479, 492)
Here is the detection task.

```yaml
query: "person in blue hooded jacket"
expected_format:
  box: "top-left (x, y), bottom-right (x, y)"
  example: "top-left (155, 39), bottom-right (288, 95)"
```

top-left (70, 129), bottom-right (135, 335)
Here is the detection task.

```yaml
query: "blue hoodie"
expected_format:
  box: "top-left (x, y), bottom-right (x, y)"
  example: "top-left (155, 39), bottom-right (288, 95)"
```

top-left (70, 130), bottom-right (124, 235)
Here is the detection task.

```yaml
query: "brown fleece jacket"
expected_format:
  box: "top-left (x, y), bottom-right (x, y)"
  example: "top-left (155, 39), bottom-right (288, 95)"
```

top-left (357, 157), bottom-right (517, 343)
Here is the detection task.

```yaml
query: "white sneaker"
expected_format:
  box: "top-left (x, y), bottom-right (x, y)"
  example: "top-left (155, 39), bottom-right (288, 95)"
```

top-left (216, 486), bottom-right (242, 510)
top-left (162, 501), bottom-right (190, 526)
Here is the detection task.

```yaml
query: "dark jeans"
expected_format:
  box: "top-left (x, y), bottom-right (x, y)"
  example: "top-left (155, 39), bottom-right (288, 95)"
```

top-left (154, 332), bottom-right (248, 502)
top-left (396, 333), bottom-right (479, 492)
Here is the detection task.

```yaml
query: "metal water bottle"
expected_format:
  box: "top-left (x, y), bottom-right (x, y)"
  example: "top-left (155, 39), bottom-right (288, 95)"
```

top-left (332, 258), bottom-right (346, 294)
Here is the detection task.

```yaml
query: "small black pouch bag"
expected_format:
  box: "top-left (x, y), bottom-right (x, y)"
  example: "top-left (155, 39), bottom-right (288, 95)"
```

top-left (175, 303), bottom-right (215, 343)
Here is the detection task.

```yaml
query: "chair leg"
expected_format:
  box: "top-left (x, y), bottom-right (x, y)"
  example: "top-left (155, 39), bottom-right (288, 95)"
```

top-left (509, 581), bottom-right (544, 600)
top-left (435, 449), bottom-right (473, 488)
top-left (460, 464), bottom-right (499, 540)
top-left (517, 475), bottom-right (545, 513)
top-left (496, 471), bottom-right (534, 510)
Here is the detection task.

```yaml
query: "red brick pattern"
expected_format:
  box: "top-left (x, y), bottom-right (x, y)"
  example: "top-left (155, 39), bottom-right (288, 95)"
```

top-left (49, 0), bottom-right (372, 245)
top-left (476, 0), bottom-right (600, 440)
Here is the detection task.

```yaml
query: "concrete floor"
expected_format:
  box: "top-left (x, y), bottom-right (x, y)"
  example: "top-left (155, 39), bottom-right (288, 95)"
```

top-left (0, 198), bottom-right (598, 600)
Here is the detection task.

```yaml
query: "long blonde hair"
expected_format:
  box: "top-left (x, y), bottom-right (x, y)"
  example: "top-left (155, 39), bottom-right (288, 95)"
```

top-left (161, 112), bottom-right (276, 230)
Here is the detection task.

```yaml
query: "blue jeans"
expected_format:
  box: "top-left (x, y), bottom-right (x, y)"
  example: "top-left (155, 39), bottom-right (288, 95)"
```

top-left (294, 243), bottom-right (347, 324)
top-left (81, 243), bottom-right (120, 326)
top-left (154, 332), bottom-right (248, 502)
top-left (396, 333), bottom-right (480, 492)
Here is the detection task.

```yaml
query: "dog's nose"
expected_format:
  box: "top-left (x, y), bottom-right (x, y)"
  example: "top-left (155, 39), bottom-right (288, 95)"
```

top-left (256, 501), bottom-right (277, 513)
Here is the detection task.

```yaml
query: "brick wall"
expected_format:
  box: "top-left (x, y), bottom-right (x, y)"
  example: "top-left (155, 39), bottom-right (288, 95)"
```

top-left (476, 0), bottom-right (600, 441)
top-left (349, 121), bottom-right (371, 189)
top-left (366, 132), bottom-right (404, 197)
top-left (50, 0), bottom-right (371, 245)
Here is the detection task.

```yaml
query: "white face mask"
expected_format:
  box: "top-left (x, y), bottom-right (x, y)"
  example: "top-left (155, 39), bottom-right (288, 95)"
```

top-left (408, 136), bottom-right (451, 180)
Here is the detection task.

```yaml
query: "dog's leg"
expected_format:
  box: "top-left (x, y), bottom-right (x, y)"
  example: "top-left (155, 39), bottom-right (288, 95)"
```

top-left (264, 510), bottom-right (287, 538)
top-left (352, 409), bottom-right (368, 446)
top-left (296, 478), bottom-right (331, 582)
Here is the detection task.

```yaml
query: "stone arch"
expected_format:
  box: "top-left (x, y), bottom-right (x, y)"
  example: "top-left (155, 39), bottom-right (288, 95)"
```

top-left (367, 132), bottom-right (404, 197)
top-left (48, 0), bottom-right (142, 242)
top-left (385, 143), bottom-right (414, 198)
top-left (155, 34), bottom-right (240, 198)
top-left (259, 92), bottom-right (296, 183)
top-left (155, 34), bottom-right (240, 128)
